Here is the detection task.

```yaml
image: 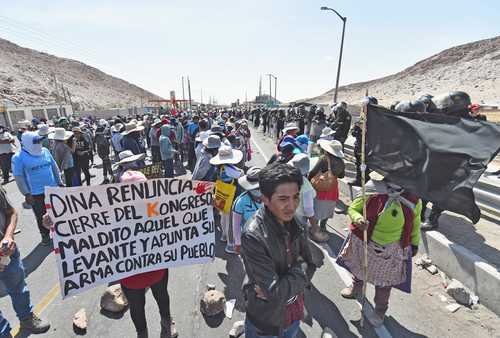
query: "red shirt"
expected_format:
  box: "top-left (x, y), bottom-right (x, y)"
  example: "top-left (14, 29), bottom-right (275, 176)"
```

top-left (120, 269), bottom-right (167, 289)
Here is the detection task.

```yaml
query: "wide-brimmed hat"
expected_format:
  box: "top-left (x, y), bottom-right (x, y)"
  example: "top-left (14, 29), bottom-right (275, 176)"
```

top-left (238, 166), bottom-right (261, 191)
top-left (37, 124), bottom-right (54, 136)
top-left (111, 123), bottom-right (124, 133)
top-left (317, 139), bottom-right (344, 158)
top-left (288, 153), bottom-right (310, 176)
top-left (209, 125), bottom-right (225, 136)
top-left (196, 131), bottom-right (210, 143)
top-left (210, 145), bottom-right (243, 165)
top-left (121, 122), bottom-right (145, 135)
top-left (320, 127), bottom-right (336, 139)
top-left (115, 150), bottom-right (146, 166)
top-left (49, 127), bottom-right (73, 141)
top-left (282, 122), bottom-right (299, 133)
top-left (203, 135), bottom-right (221, 149)
top-left (152, 118), bottom-right (162, 127)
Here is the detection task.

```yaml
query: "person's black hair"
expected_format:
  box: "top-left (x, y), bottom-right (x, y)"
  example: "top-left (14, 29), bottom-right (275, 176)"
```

top-left (199, 119), bottom-right (208, 130)
top-left (259, 162), bottom-right (303, 199)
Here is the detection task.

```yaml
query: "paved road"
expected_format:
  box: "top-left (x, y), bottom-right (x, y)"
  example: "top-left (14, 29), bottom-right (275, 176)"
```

top-left (1, 128), bottom-right (500, 338)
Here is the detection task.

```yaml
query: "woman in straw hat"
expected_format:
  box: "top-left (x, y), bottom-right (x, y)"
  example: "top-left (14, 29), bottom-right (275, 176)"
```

top-left (210, 145), bottom-right (243, 254)
top-left (49, 128), bottom-right (75, 187)
top-left (231, 166), bottom-right (262, 254)
top-left (121, 122), bottom-right (146, 156)
top-left (308, 139), bottom-right (345, 237)
top-left (338, 171), bottom-right (422, 327)
top-left (113, 150), bottom-right (146, 183)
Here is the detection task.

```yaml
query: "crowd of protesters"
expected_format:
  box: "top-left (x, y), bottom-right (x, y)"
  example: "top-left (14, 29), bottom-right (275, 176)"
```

top-left (0, 91), bottom-right (492, 337)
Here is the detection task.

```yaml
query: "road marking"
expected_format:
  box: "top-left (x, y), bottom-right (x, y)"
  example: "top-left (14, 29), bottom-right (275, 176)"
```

top-left (11, 284), bottom-right (60, 337)
top-left (251, 134), bottom-right (269, 163)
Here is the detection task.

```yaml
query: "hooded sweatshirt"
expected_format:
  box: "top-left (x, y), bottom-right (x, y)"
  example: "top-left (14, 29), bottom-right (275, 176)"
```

top-left (12, 131), bottom-right (62, 195)
top-left (159, 125), bottom-right (173, 160)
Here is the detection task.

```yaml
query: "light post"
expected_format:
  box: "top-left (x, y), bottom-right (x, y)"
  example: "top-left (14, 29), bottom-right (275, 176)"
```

top-left (321, 6), bottom-right (346, 105)
top-left (266, 73), bottom-right (277, 106)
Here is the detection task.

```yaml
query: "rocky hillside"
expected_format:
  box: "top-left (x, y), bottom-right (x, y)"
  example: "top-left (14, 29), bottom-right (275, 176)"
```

top-left (304, 36), bottom-right (500, 107)
top-left (0, 37), bottom-right (162, 110)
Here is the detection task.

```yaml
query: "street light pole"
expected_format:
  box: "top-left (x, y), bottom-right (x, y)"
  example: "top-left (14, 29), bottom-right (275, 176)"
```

top-left (266, 73), bottom-right (277, 106)
top-left (321, 6), bottom-right (347, 105)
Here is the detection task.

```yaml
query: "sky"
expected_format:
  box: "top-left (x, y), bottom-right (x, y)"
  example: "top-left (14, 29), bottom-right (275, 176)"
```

top-left (1, 0), bottom-right (499, 105)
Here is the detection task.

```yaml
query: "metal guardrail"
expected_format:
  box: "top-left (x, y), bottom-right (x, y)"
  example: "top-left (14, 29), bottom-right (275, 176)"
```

top-left (343, 139), bottom-right (500, 221)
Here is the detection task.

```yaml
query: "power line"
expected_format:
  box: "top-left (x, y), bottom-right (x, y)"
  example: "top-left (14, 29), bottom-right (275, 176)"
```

top-left (0, 16), bottom-right (115, 75)
top-left (0, 14), bottom-right (102, 61)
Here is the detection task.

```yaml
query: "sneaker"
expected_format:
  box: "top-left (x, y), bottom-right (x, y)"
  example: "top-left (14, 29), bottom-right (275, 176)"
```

top-left (340, 285), bottom-right (362, 300)
top-left (20, 313), bottom-right (50, 334)
top-left (321, 327), bottom-right (338, 338)
top-left (160, 318), bottom-right (178, 338)
top-left (41, 234), bottom-right (52, 247)
top-left (220, 233), bottom-right (227, 242)
top-left (225, 244), bottom-right (237, 254)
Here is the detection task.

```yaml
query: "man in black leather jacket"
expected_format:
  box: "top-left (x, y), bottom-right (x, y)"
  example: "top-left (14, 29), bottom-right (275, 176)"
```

top-left (241, 163), bottom-right (317, 338)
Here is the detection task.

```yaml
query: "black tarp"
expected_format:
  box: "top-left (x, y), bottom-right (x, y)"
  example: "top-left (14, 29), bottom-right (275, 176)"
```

top-left (366, 104), bottom-right (500, 223)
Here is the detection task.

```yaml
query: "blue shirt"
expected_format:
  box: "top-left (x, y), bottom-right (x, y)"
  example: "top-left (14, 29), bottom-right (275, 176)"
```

top-left (187, 122), bottom-right (199, 140)
top-left (12, 148), bottom-right (58, 195)
top-left (233, 191), bottom-right (261, 231)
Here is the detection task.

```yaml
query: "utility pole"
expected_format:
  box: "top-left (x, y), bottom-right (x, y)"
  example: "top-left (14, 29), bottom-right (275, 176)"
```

top-left (182, 76), bottom-right (186, 109)
top-left (259, 76), bottom-right (262, 97)
top-left (187, 76), bottom-right (192, 109)
top-left (66, 88), bottom-right (74, 116)
top-left (201, 89), bottom-right (203, 105)
top-left (274, 77), bottom-right (277, 105)
top-left (267, 74), bottom-right (272, 106)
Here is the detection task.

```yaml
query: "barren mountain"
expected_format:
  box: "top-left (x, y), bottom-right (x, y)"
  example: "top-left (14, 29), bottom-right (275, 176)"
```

top-left (304, 36), bottom-right (500, 107)
top-left (0, 37), bottom-right (162, 110)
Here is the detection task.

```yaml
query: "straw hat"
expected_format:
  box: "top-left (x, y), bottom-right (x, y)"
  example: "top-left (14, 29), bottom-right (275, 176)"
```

top-left (317, 139), bottom-right (344, 158)
top-left (196, 131), bottom-right (210, 143)
top-left (282, 122), bottom-right (299, 133)
top-left (49, 128), bottom-right (73, 141)
top-left (115, 150), bottom-right (146, 166)
top-left (121, 122), bottom-right (145, 135)
top-left (152, 118), bottom-right (162, 127)
top-left (210, 145), bottom-right (243, 165)
top-left (37, 124), bottom-right (54, 136)
top-left (238, 166), bottom-right (261, 191)
top-left (203, 135), bottom-right (221, 149)
top-left (72, 126), bottom-right (82, 133)
top-left (319, 127), bottom-right (336, 139)
top-left (111, 123), bottom-right (124, 133)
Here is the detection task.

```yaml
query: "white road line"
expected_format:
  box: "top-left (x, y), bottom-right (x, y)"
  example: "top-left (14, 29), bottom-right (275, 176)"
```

top-left (251, 135), bottom-right (269, 163)
top-left (251, 128), bottom-right (393, 338)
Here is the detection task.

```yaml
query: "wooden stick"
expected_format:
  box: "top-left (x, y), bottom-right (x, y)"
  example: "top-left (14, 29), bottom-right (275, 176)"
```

top-left (360, 97), bottom-right (369, 327)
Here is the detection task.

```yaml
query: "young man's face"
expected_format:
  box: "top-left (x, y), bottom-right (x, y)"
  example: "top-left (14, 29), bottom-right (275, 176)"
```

top-left (262, 182), bottom-right (300, 224)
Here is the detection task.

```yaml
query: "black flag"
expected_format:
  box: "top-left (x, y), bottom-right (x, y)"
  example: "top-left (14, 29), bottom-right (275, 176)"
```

top-left (366, 104), bottom-right (500, 224)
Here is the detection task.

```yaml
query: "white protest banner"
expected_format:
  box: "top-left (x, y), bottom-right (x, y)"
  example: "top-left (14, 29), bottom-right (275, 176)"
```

top-left (45, 178), bottom-right (215, 298)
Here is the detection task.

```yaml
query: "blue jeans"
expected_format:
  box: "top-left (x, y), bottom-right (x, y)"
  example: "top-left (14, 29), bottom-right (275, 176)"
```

top-left (0, 248), bottom-right (33, 337)
top-left (245, 319), bottom-right (300, 338)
